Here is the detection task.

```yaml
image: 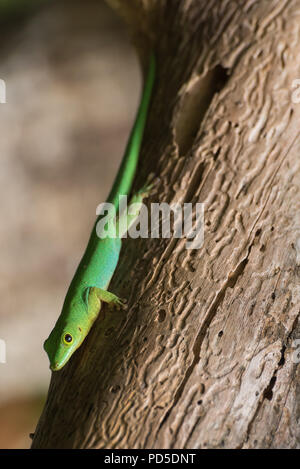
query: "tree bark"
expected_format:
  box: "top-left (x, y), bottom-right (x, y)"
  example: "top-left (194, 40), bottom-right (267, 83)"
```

top-left (32, 0), bottom-right (300, 449)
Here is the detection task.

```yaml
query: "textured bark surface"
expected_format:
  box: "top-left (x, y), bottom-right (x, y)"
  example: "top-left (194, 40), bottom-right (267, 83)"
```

top-left (32, 0), bottom-right (300, 449)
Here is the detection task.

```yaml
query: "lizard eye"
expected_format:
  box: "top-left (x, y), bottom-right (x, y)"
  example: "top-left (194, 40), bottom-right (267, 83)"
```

top-left (63, 333), bottom-right (73, 345)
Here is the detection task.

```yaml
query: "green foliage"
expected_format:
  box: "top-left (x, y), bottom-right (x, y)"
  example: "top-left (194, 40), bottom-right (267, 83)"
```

top-left (0, 0), bottom-right (48, 24)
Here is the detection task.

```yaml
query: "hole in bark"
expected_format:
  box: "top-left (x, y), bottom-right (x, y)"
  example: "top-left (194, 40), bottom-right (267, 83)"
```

top-left (263, 376), bottom-right (276, 401)
top-left (227, 258), bottom-right (248, 289)
top-left (157, 309), bottom-right (166, 322)
top-left (218, 330), bottom-right (223, 337)
top-left (175, 65), bottom-right (229, 155)
top-left (278, 346), bottom-right (286, 367)
top-left (110, 385), bottom-right (120, 393)
top-left (213, 147), bottom-right (221, 161)
top-left (197, 400), bottom-right (203, 405)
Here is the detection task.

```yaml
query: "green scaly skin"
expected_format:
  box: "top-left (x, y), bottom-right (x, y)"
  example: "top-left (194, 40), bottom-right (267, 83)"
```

top-left (44, 53), bottom-right (156, 371)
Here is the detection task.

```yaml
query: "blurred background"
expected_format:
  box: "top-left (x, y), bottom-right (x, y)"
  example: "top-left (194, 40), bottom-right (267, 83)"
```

top-left (0, 0), bottom-right (140, 448)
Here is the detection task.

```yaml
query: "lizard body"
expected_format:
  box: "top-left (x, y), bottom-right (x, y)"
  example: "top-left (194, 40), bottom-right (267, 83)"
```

top-left (44, 53), bottom-right (155, 370)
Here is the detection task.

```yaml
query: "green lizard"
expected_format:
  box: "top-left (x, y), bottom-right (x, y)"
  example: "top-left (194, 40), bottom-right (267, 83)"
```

top-left (44, 53), bottom-right (156, 371)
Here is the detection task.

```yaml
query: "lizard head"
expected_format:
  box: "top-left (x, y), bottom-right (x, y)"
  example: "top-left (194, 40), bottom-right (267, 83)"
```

top-left (44, 319), bottom-right (84, 371)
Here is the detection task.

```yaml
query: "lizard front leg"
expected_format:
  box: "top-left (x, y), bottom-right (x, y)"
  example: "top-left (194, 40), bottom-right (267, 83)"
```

top-left (87, 287), bottom-right (126, 317)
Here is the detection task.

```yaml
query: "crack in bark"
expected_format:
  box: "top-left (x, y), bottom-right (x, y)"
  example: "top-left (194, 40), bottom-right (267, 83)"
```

top-left (157, 241), bottom-right (254, 437)
top-left (242, 313), bottom-right (300, 448)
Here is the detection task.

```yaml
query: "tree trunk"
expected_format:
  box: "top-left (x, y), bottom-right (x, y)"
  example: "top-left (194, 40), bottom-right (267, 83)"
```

top-left (32, 0), bottom-right (300, 449)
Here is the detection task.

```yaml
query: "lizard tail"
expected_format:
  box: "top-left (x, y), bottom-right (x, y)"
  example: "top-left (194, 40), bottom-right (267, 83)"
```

top-left (106, 52), bottom-right (156, 212)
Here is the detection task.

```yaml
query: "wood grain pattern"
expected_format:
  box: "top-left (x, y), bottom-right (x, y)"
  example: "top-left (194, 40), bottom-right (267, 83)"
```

top-left (32, 0), bottom-right (300, 448)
